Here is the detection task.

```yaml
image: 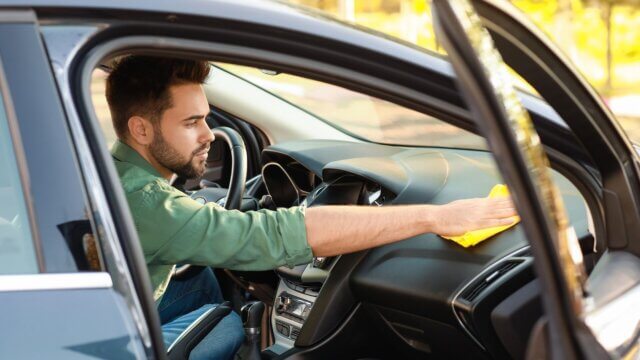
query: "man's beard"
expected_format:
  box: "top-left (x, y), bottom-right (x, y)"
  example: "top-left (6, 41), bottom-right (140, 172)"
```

top-left (149, 128), bottom-right (208, 179)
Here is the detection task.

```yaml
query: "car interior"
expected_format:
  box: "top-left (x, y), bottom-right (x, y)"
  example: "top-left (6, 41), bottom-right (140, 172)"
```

top-left (87, 51), bottom-right (602, 360)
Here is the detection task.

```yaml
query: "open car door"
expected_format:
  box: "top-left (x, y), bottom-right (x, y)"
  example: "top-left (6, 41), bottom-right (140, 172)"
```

top-left (433, 0), bottom-right (640, 358)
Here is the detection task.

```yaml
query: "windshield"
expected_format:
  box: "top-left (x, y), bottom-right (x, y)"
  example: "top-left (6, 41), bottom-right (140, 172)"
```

top-left (283, 0), bottom-right (640, 145)
top-left (215, 63), bottom-right (487, 149)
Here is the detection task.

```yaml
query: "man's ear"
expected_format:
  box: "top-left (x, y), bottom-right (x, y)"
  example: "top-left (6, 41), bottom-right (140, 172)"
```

top-left (127, 116), bottom-right (154, 146)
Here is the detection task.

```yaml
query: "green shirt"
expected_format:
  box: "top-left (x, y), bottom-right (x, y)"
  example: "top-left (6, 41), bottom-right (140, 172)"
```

top-left (111, 140), bottom-right (313, 300)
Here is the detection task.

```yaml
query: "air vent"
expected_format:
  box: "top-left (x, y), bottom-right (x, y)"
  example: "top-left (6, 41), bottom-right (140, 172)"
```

top-left (514, 247), bottom-right (533, 257)
top-left (460, 260), bottom-right (522, 302)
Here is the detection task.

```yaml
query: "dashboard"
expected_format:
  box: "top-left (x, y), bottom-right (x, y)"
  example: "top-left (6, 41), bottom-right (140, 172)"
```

top-left (260, 139), bottom-right (592, 359)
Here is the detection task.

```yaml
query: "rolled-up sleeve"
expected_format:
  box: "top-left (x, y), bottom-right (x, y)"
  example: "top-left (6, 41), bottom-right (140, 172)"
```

top-left (130, 180), bottom-right (313, 270)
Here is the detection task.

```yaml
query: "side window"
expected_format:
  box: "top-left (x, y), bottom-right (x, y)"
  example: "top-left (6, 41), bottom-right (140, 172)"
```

top-left (0, 26), bottom-right (102, 274)
top-left (0, 91), bottom-right (38, 274)
top-left (91, 68), bottom-right (117, 148)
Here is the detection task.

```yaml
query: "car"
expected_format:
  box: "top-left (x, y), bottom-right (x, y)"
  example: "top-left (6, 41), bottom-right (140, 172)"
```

top-left (0, 0), bottom-right (637, 359)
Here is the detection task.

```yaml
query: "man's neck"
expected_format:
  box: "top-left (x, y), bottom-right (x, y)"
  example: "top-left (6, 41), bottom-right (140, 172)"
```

top-left (123, 139), bottom-right (174, 180)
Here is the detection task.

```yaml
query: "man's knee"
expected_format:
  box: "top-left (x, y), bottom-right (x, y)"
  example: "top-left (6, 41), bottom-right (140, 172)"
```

top-left (191, 267), bottom-right (224, 304)
top-left (189, 311), bottom-right (244, 360)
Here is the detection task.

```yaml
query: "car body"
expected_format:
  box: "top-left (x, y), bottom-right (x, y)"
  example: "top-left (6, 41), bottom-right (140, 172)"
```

top-left (0, 0), bottom-right (638, 359)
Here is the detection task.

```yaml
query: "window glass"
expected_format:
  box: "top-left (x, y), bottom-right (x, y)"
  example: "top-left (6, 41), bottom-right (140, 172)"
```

top-left (91, 68), bottom-right (116, 148)
top-left (216, 63), bottom-right (488, 150)
top-left (0, 92), bottom-right (38, 274)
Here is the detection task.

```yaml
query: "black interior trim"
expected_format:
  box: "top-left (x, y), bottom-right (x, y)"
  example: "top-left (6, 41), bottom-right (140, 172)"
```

top-left (491, 279), bottom-right (542, 359)
top-left (546, 147), bottom-right (605, 254)
top-left (295, 251), bottom-right (368, 347)
top-left (273, 304), bottom-right (395, 360)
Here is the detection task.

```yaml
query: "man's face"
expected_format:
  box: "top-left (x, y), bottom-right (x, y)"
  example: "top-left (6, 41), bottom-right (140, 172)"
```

top-left (149, 83), bottom-right (214, 179)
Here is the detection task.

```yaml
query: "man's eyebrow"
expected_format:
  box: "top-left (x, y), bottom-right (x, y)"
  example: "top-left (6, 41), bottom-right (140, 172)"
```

top-left (181, 114), bottom-right (206, 122)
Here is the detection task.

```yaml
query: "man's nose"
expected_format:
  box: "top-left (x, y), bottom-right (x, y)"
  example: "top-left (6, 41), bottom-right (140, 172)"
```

top-left (200, 122), bottom-right (215, 143)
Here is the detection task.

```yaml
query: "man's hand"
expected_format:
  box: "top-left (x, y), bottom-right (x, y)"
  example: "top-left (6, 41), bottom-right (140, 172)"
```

top-left (429, 197), bottom-right (518, 237)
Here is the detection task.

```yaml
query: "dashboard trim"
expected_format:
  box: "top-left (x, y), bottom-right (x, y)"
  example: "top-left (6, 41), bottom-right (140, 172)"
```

top-left (262, 161), bottom-right (307, 206)
top-left (450, 245), bottom-right (530, 351)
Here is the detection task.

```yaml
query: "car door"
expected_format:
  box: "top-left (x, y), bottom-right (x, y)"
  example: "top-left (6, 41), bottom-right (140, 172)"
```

top-left (0, 11), bottom-right (157, 359)
top-left (433, 0), bottom-right (640, 358)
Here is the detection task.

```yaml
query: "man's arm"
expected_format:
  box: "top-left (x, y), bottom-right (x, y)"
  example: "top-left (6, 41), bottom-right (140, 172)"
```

top-left (305, 197), bottom-right (517, 257)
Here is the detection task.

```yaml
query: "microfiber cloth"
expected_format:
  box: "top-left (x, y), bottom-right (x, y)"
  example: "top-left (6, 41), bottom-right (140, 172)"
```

top-left (442, 184), bottom-right (520, 248)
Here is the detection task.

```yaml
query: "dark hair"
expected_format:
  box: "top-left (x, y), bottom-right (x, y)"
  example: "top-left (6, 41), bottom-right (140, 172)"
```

top-left (105, 56), bottom-right (210, 139)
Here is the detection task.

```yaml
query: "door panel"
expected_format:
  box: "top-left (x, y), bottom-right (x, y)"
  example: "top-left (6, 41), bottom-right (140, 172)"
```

top-left (0, 20), bottom-right (89, 272)
top-left (0, 13), bottom-right (151, 359)
top-left (0, 283), bottom-right (145, 359)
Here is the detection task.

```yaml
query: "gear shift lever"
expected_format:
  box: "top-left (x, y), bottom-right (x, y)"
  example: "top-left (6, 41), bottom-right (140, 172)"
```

top-left (242, 301), bottom-right (265, 330)
top-left (234, 302), bottom-right (265, 360)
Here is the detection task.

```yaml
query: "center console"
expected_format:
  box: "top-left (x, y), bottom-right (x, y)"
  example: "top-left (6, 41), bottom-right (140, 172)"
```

top-left (269, 257), bottom-right (336, 353)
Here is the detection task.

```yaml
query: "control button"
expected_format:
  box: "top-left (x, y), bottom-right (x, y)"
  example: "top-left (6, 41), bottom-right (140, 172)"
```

top-left (281, 326), bottom-right (290, 337)
top-left (305, 288), bottom-right (319, 297)
top-left (313, 257), bottom-right (327, 268)
top-left (276, 322), bottom-right (290, 337)
top-left (276, 295), bottom-right (290, 314)
top-left (284, 280), bottom-right (295, 290)
top-left (291, 327), bottom-right (301, 340)
top-left (275, 292), bottom-right (313, 323)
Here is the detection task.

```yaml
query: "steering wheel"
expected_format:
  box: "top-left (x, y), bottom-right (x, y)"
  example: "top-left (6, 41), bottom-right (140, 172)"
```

top-left (173, 126), bottom-right (247, 279)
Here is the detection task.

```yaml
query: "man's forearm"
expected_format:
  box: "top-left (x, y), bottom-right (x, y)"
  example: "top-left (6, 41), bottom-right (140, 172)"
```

top-left (304, 205), bottom-right (437, 257)
top-left (303, 197), bottom-right (517, 257)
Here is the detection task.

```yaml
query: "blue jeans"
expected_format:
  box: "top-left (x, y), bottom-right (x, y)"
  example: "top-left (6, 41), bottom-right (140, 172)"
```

top-left (157, 267), bottom-right (244, 360)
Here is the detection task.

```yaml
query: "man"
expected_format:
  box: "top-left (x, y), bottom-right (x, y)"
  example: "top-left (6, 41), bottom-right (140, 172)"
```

top-left (106, 56), bottom-right (517, 359)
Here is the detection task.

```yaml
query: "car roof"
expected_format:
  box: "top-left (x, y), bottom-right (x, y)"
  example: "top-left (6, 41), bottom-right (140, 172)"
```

top-left (5, 0), bottom-right (566, 130)
top-left (3, 0), bottom-right (454, 74)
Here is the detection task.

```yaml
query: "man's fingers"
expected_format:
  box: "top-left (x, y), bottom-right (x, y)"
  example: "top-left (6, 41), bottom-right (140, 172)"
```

top-left (479, 216), bottom-right (518, 229)
top-left (485, 207), bottom-right (518, 218)
top-left (494, 216), bottom-right (518, 226)
top-left (501, 216), bottom-right (519, 225)
top-left (485, 197), bottom-right (515, 209)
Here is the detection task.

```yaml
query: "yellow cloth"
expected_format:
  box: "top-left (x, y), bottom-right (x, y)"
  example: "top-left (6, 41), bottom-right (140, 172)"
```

top-left (442, 184), bottom-right (520, 248)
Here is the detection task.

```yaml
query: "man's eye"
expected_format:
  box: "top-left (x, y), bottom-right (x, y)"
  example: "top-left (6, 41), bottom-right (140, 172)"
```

top-left (186, 122), bottom-right (197, 128)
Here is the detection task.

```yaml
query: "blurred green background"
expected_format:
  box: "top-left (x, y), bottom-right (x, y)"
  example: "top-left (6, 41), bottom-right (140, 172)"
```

top-left (287, 0), bottom-right (640, 142)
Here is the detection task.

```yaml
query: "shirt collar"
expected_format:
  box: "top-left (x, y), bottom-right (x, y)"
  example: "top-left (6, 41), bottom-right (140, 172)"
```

top-left (111, 140), bottom-right (164, 179)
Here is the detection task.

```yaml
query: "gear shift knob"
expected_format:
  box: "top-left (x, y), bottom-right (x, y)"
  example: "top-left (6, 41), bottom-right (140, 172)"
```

top-left (235, 302), bottom-right (265, 360)
top-left (241, 301), bottom-right (265, 331)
